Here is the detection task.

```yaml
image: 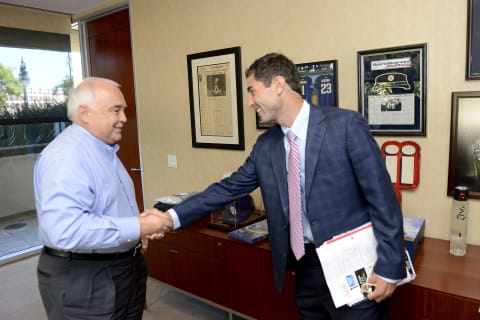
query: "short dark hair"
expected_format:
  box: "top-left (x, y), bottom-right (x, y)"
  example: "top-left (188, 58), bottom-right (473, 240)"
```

top-left (245, 52), bottom-right (301, 95)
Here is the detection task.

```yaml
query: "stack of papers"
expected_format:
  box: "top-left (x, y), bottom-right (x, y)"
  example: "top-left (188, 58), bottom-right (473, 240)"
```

top-left (316, 222), bottom-right (415, 308)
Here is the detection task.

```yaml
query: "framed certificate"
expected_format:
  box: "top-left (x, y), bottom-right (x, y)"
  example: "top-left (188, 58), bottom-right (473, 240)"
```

top-left (187, 46), bottom-right (245, 150)
top-left (357, 44), bottom-right (427, 136)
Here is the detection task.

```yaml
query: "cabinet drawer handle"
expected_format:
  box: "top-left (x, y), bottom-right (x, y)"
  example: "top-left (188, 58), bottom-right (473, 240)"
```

top-left (169, 249), bottom-right (180, 254)
top-left (217, 242), bottom-right (222, 246)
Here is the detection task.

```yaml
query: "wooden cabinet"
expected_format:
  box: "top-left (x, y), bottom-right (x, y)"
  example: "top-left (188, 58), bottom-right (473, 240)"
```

top-left (144, 229), bottom-right (196, 293)
top-left (146, 220), bottom-right (480, 320)
top-left (226, 240), bottom-right (299, 320)
top-left (191, 232), bottom-right (228, 306)
top-left (144, 216), bottom-right (299, 319)
top-left (388, 238), bottom-right (480, 320)
top-left (226, 240), bottom-right (264, 318)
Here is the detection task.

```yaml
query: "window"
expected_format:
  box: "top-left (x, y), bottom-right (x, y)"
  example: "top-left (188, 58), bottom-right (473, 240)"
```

top-left (0, 26), bottom-right (72, 156)
top-left (0, 26), bottom-right (76, 263)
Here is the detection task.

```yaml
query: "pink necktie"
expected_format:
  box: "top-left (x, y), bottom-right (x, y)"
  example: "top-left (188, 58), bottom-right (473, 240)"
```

top-left (287, 130), bottom-right (305, 260)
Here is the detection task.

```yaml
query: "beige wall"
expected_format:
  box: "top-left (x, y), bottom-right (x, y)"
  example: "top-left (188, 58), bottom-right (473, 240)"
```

top-left (1, 1), bottom-right (478, 245)
top-left (129, 0), bottom-right (480, 245)
top-left (0, 4), bottom-right (71, 33)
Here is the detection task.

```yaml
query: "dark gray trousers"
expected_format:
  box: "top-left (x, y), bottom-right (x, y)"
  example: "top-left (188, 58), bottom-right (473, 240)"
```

top-left (37, 249), bottom-right (147, 320)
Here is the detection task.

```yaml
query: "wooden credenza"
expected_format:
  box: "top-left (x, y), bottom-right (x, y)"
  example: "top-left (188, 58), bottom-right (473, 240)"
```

top-left (144, 217), bottom-right (480, 320)
top-left (144, 216), bottom-right (300, 320)
top-left (388, 237), bottom-right (480, 319)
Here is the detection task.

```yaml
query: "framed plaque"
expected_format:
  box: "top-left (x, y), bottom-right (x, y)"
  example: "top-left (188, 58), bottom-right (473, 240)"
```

top-left (256, 59), bottom-right (339, 129)
top-left (467, 0), bottom-right (480, 79)
top-left (357, 44), bottom-right (427, 136)
top-left (447, 91), bottom-right (480, 199)
top-left (187, 46), bottom-right (245, 150)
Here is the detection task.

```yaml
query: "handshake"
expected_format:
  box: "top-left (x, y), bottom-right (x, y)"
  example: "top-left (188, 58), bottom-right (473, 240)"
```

top-left (138, 208), bottom-right (173, 240)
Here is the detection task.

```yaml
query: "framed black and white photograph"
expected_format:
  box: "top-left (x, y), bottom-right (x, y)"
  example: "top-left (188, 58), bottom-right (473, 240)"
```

top-left (357, 43), bottom-right (427, 136)
top-left (256, 59), bottom-right (339, 129)
top-left (187, 46), bottom-right (244, 150)
top-left (467, 0), bottom-right (480, 79)
top-left (448, 91), bottom-right (480, 199)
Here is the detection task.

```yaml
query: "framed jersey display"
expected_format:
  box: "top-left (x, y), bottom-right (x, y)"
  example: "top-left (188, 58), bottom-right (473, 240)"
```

top-left (256, 59), bottom-right (339, 129)
top-left (297, 60), bottom-right (338, 108)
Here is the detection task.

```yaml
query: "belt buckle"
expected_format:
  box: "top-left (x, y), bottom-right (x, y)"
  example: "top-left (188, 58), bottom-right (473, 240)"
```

top-left (133, 242), bottom-right (142, 256)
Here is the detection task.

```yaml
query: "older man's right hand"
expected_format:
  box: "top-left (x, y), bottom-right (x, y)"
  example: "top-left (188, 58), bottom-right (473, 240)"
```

top-left (138, 208), bottom-right (173, 238)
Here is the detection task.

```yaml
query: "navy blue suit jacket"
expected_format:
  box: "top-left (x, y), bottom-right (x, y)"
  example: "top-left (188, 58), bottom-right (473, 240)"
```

top-left (174, 105), bottom-right (406, 292)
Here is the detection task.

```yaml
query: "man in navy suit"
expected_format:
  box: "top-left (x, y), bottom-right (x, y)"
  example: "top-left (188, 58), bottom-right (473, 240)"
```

top-left (155, 52), bottom-right (406, 319)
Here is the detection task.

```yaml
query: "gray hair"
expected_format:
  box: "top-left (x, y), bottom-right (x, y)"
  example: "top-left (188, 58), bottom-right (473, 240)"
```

top-left (67, 77), bottom-right (120, 120)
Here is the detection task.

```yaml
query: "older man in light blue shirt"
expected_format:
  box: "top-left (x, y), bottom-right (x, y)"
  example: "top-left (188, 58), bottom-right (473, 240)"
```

top-left (34, 77), bottom-right (171, 320)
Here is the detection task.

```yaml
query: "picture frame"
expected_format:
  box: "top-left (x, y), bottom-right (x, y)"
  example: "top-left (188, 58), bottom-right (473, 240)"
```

top-left (467, 0), bottom-right (480, 79)
top-left (357, 43), bottom-right (427, 136)
top-left (447, 91), bottom-right (480, 199)
top-left (187, 46), bottom-right (244, 150)
top-left (256, 59), bottom-right (339, 129)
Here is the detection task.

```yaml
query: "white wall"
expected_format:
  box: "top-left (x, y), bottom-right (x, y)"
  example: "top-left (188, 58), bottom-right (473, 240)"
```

top-left (0, 154), bottom-right (37, 218)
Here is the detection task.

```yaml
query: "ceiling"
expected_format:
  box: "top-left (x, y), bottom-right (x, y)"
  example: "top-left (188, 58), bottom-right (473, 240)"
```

top-left (0, 0), bottom-right (114, 15)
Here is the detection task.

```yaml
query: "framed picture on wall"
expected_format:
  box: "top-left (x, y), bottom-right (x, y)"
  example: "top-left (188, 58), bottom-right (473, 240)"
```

top-left (467, 0), bottom-right (480, 79)
top-left (357, 43), bottom-right (427, 136)
top-left (187, 46), bottom-right (245, 150)
top-left (447, 91), bottom-right (480, 199)
top-left (297, 60), bottom-right (338, 107)
top-left (256, 59), bottom-right (339, 129)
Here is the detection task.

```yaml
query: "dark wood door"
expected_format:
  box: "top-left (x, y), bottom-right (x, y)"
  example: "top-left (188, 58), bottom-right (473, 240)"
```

top-left (86, 8), bottom-right (144, 211)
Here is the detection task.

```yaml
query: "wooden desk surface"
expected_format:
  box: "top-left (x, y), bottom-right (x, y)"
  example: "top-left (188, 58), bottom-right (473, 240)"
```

top-left (187, 215), bottom-right (273, 251)
top-left (411, 237), bottom-right (480, 301)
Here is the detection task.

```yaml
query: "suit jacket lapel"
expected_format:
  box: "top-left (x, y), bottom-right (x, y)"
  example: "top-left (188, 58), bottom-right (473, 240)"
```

top-left (304, 107), bottom-right (327, 201)
top-left (270, 127), bottom-right (289, 220)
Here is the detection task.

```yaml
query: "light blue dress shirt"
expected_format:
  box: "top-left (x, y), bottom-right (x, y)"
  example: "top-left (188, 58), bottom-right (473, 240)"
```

top-left (34, 123), bottom-right (140, 253)
top-left (281, 100), bottom-right (314, 243)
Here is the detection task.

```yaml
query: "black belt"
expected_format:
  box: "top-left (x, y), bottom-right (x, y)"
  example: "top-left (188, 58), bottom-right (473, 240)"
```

top-left (43, 243), bottom-right (141, 260)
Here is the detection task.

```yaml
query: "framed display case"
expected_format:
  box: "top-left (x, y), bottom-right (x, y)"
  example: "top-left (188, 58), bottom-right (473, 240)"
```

top-left (358, 44), bottom-right (427, 136)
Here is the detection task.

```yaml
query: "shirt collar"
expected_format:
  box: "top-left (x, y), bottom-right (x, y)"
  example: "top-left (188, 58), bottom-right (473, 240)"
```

top-left (281, 100), bottom-right (310, 141)
top-left (72, 123), bottom-right (120, 154)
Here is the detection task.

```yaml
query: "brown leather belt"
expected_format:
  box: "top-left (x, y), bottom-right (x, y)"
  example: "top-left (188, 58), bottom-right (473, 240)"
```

top-left (43, 243), bottom-right (141, 260)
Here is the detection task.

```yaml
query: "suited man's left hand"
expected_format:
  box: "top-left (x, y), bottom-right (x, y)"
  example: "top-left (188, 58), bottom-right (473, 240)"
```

top-left (365, 273), bottom-right (397, 303)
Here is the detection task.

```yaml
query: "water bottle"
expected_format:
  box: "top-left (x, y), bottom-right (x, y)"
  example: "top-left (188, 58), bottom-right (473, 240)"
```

top-left (449, 186), bottom-right (469, 256)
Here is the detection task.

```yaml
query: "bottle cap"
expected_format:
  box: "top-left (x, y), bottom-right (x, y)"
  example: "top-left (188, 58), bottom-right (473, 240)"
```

top-left (454, 186), bottom-right (469, 201)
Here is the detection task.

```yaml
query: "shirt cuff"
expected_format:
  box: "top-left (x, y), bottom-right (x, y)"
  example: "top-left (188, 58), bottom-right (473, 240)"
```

top-left (377, 275), bottom-right (399, 284)
top-left (168, 208), bottom-right (181, 229)
top-left (118, 216), bottom-right (141, 245)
